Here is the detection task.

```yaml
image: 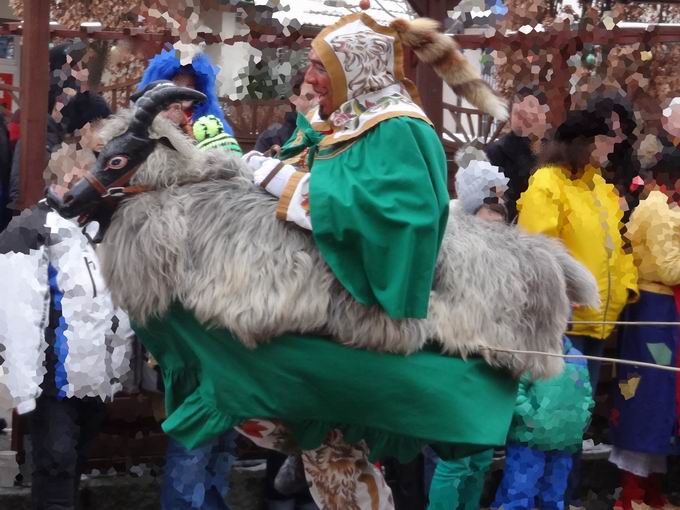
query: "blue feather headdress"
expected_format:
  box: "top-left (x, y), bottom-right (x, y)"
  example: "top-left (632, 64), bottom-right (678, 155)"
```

top-left (137, 48), bottom-right (234, 135)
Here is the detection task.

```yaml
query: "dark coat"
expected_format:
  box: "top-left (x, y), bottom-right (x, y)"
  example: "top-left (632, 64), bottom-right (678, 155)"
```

top-left (9, 117), bottom-right (65, 211)
top-left (484, 132), bottom-right (537, 222)
top-left (255, 111), bottom-right (298, 153)
top-left (9, 92), bottom-right (110, 212)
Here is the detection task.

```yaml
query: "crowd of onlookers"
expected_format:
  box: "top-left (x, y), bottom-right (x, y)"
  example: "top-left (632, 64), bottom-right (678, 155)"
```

top-left (429, 88), bottom-right (679, 510)
top-left (0, 38), bottom-right (678, 510)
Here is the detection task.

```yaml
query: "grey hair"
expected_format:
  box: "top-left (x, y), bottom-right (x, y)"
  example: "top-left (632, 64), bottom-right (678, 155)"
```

top-left (96, 112), bottom-right (599, 380)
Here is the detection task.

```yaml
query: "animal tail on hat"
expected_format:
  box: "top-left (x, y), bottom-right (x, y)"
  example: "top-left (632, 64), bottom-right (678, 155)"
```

top-left (391, 17), bottom-right (508, 121)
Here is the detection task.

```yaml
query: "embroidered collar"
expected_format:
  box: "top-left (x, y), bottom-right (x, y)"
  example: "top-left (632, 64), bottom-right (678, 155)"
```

top-left (309, 83), bottom-right (431, 146)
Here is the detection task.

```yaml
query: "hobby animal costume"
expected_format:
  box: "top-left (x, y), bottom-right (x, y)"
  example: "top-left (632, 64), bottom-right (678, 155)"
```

top-left (48, 14), bottom-right (598, 509)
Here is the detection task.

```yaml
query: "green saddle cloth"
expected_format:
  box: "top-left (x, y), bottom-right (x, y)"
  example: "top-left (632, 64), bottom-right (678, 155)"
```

top-left (134, 303), bottom-right (518, 462)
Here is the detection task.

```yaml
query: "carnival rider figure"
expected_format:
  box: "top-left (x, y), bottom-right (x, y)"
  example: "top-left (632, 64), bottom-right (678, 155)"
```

top-left (245, 13), bottom-right (505, 320)
top-left (239, 12), bottom-right (509, 510)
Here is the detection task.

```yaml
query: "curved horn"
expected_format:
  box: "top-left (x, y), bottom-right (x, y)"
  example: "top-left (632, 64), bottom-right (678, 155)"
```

top-left (129, 81), bottom-right (207, 137)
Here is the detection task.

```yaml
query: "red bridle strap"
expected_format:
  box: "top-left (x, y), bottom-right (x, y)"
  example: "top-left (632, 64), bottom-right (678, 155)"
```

top-left (83, 170), bottom-right (154, 199)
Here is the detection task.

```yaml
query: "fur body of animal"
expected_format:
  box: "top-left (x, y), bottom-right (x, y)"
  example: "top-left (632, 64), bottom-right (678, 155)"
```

top-left (96, 111), bottom-right (599, 379)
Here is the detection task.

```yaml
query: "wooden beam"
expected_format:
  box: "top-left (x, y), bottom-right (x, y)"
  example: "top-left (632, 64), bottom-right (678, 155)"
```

top-left (18, 0), bottom-right (49, 210)
top-left (1, 21), bottom-right (679, 49)
top-left (407, 0), bottom-right (429, 16)
top-left (408, 0), bottom-right (461, 17)
top-left (452, 25), bottom-right (680, 50)
top-left (0, 24), bottom-right (313, 49)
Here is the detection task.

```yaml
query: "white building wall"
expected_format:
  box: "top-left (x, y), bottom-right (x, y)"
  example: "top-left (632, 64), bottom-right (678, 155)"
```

top-left (198, 9), bottom-right (259, 100)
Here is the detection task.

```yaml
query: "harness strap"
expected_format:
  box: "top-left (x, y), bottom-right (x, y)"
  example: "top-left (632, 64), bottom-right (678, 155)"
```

top-left (83, 172), bottom-right (109, 195)
top-left (260, 161), bottom-right (286, 189)
top-left (83, 170), bottom-right (154, 199)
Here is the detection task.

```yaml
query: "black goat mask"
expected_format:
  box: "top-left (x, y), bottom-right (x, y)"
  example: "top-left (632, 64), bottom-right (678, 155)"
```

top-left (47, 80), bottom-right (206, 241)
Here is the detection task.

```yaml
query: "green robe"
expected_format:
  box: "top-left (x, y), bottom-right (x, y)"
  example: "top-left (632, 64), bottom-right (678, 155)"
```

top-left (135, 303), bottom-right (518, 461)
top-left (280, 114), bottom-right (450, 319)
top-left (131, 115), bottom-right (517, 460)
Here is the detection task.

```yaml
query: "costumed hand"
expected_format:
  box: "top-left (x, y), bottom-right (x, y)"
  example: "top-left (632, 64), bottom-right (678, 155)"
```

top-left (244, 151), bottom-right (298, 199)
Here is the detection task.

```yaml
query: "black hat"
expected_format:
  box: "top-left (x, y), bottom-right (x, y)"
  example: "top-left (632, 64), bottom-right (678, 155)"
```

top-left (60, 92), bottom-right (112, 134)
top-left (48, 41), bottom-right (88, 114)
top-left (554, 109), bottom-right (612, 142)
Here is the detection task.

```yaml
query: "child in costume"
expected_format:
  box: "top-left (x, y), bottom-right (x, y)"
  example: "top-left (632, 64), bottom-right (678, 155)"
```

top-left (425, 146), bottom-right (508, 510)
top-left (608, 145), bottom-right (680, 510)
top-left (137, 48), bottom-right (233, 136)
top-left (491, 338), bottom-right (594, 510)
top-left (452, 144), bottom-right (509, 222)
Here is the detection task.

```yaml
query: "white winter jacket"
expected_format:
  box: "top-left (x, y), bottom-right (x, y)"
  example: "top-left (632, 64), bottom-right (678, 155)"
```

top-left (0, 202), bottom-right (134, 414)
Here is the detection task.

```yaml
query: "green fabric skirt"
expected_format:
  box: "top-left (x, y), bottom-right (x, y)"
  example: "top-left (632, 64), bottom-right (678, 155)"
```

top-left (134, 303), bottom-right (518, 462)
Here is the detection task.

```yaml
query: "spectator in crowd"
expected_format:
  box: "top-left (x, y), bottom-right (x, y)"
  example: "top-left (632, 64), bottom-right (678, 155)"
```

top-left (517, 104), bottom-right (639, 506)
top-left (8, 41), bottom-right (108, 214)
top-left (490, 336), bottom-right (594, 510)
top-left (255, 73), bottom-right (318, 155)
top-left (0, 111), bottom-right (135, 510)
top-left (424, 144), bottom-right (509, 510)
top-left (588, 94), bottom-right (641, 225)
top-left (137, 47), bottom-right (233, 137)
top-left (0, 111), bottom-right (12, 231)
top-left (661, 97), bottom-right (680, 146)
top-left (8, 109), bottom-right (20, 149)
top-left (193, 114), bottom-right (242, 155)
top-left (608, 145), bottom-right (680, 510)
top-left (164, 114), bottom-right (240, 510)
top-left (485, 86), bottom-right (549, 222)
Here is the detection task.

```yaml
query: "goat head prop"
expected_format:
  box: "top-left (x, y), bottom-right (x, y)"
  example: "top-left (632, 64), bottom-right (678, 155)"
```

top-left (47, 80), bottom-right (206, 240)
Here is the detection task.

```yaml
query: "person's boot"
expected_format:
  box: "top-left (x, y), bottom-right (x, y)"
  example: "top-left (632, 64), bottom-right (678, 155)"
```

top-left (274, 455), bottom-right (309, 496)
top-left (644, 473), bottom-right (669, 509)
top-left (614, 470), bottom-right (646, 510)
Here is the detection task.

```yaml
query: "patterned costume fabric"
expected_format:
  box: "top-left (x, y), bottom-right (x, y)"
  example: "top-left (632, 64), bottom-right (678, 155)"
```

top-left (307, 13), bottom-right (429, 145)
top-left (610, 291), bottom-right (680, 457)
top-left (238, 424), bottom-right (394, 510)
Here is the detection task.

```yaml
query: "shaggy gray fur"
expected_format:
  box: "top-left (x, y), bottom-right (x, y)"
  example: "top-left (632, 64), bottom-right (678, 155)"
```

top-left (97, 111), bottom-right (599, 379)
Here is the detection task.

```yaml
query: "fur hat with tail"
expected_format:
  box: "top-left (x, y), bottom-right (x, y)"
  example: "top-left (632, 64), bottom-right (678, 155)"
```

top-left (391, 18), bottom-right (508, 121)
